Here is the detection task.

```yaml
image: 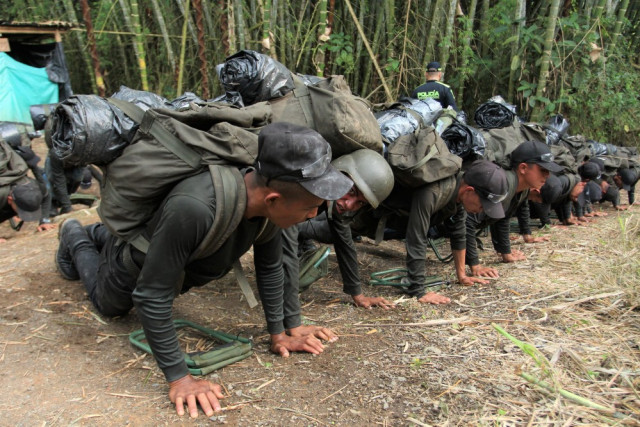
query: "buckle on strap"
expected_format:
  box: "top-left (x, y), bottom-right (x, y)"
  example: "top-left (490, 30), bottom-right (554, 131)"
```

top-left (139, 110), bottom-right (157, 135)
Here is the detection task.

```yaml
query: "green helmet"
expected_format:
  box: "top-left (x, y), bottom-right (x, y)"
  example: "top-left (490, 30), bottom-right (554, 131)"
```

top-left (331, 149), bottom-right (394, 208)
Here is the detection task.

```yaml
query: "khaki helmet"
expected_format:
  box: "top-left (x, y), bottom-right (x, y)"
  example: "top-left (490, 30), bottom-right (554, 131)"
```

top-left (331, 149), bottom-right (394, 208)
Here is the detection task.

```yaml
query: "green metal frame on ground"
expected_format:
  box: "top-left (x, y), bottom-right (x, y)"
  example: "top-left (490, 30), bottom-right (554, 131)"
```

top-left (369, 267), bottom-right (450, 291)
top-left (129, 319), bottom-right (253, 376)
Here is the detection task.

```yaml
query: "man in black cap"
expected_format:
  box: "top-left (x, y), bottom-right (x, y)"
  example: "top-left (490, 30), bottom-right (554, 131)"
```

top-left (331, 160), bottom-right (508, 304)
top-left (465, 140), bottom-right (563, 276)
top-left (614, 167), bottom-right (638, 206)
top-left (1, 141), bottom-right (55, 239)
top-left (411, 61), bottom-right (458, 111)
top-left (55, 122), bottom-right (353, 418)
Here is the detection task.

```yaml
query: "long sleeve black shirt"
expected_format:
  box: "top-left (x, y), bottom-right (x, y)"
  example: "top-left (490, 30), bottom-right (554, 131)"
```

top-left (129, 171), bottom-right (284, 382)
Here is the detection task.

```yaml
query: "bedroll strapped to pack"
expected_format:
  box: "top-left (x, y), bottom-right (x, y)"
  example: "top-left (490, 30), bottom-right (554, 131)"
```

top-left (270, 74), bottom-right (383, 158)
top-left (129, 319), bottom-right (253, 376)
top-left (99, 98), bottom-right (270, 256)
top-left (386, 125), bottom-right (462, 188)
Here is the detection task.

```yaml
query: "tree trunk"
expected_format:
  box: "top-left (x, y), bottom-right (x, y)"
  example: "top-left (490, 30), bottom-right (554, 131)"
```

top-left (234, 0), bottom-right (246, 50)
top-left (314, 0), bottom-right (328, 76)
top-left (608, 0), bottom-right (629, 55)
top-left (479, 0), bottom-right (490, 57)
top-left (193, 0), bottom-right (210, 98)
top-left (177, 0), bottom-right (191, 96)
top-left (423, 0), bottom-right (445, 69)
top-left (149, 0), bottom-right (177, 73)
top-left (440, 0), bottom-right (458, 74)
top-left (507, 0), bottom-right (526, 103)
top-left (456, 0), bottom-right (478, 104)
top-left (128, 0), bottom-right (149, 91)
top-left (61, 0), bottom-right (97, 94)
top-left (531, 0), bottom-right (561, 121)
top-left (175, 0), bottom-right (199, 45)
top-left (79, 0), bottom-right (106, 96)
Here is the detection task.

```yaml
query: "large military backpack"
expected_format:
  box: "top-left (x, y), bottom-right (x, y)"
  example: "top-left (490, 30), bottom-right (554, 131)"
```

top-left (480, 121), bottom-right (525, 169)
top-left (269, 74), bottom-right (383, 157)
top-left (99, 98), bottom-right (275, 256)
top-left (386, 125), bottom-right (462, 187)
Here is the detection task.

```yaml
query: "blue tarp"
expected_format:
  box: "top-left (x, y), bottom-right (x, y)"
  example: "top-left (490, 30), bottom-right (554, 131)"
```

top-left (0, 52), bottom-right (59, 124)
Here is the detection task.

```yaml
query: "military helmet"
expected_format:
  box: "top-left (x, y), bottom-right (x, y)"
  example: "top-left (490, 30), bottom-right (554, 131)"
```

top-left (331, 149), bottom-right (394, 208)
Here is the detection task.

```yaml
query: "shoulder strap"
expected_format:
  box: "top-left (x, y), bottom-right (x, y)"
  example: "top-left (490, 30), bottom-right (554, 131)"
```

top-left (189, 165), bottom-right (247, 261)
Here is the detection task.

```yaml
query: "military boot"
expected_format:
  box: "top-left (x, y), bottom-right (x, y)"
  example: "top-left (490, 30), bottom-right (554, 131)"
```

top-left (55, 219), bottom-right (83, 280)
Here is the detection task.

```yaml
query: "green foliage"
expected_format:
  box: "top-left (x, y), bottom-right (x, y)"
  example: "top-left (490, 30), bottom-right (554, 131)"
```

top-left (325, 32), bottom-right (355, 75)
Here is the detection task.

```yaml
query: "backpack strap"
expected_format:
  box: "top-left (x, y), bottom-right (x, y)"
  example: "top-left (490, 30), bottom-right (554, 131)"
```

top-left (289, 75), bottom-right (314, 126)
top-left (189, 165), bottom-right (247, 261)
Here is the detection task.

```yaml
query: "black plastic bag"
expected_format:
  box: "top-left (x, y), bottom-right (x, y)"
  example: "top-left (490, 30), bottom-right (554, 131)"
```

top-left (210, 91), bottom-right (245, 107)
top-left (50, 95), bottom-right (137, 166)
top-left (474, 96), bottom-right (516, 129)
top-left (111, 85), bottom-right (170, 110)
top-left (441, 122), bottom-right (486, 159)
top-left (169, 92), bottom-right (206, 109)
top-left (545, 114), bottom-right (570, 145)
top-left (216, 50), bottom-right (295, 105)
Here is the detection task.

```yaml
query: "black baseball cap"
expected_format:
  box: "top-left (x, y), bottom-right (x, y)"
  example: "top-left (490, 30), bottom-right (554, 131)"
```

top-left (577, 180), bottom-right (603, 207)
top-left (510, 141), bottom-right (563, 173)
top-left (578, 162), bottom-right (600, 181)
top-left (426, 61), bottom-right (442, 72)
top-left (588, 157), bottom-right (605, 172)
top-left (540, 174), bottom-right (563, 205)
top-left (10, 179), bottom-right (43, 222)
top-left (255, 122), bottom-right (353, 200)
top-left (617, 168), bottom-right (637, 191)
top-left (463, 160), bottom-right (509, 219)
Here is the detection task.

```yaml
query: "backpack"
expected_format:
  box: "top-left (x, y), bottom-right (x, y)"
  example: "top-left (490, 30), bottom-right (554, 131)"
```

top-left (0, 139), bottom-right (30, 204)
top-left (549, 144), bottom-right (578, 175)
top-left (99, 98), bottom-right (277, 256)
top-left (386, 125), bottom-right (462, 187)
top-left (270, 74), bottom-right (383, 157)
top-left (480, 121), bottom-right (528, 169)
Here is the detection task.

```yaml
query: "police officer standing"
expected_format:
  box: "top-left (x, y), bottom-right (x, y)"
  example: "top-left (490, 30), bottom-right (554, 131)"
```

top-left (411, 61), bottom-right (458, 111)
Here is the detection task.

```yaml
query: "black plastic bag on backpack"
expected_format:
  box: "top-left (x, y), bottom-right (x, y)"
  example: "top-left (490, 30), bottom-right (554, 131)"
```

top-left (216, 50), bottom-right (295, 105)
top-left (474, 96), bottom-right (516, 129)
top-left (441, 122), bottom-right (487, 160)
top-left (545, 114), bottom-right (569, 145)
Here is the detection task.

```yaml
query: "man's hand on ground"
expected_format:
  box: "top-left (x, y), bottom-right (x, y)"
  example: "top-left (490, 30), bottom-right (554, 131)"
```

top-left (499, 249), bottom-right (526, 263)
top-left (522, 234), bottom-right (550, 243)
top-left (287, 325), bottom-right (338, 343)
top-left (37, 223), bottom-right (57, 232)
top-left (417, 292), bottom-right (450, 305)
top-left (270, 331), bottom-right (326, 358)
top-left (352, 294), bottom-right (395, 309)
top-left (458, 274), bottom-right (489, 286)
top-left (169, 374), bottom-right (224, 418)
top-left (470, 264), bottom-right (499, 278)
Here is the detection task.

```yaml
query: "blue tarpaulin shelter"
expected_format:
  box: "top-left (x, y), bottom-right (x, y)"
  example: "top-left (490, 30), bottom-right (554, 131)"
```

top-left (0, 52), bottom-right (59, 124)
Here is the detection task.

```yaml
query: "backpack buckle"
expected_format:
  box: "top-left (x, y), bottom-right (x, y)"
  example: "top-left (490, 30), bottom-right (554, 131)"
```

top-left (139, 110), bottom-right (157, 135)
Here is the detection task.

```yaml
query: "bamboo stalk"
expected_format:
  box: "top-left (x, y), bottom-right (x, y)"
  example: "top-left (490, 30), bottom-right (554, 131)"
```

top-left (343, 0), bottom-right (393, 101)
top-left (177, 0), bottom-right (191, 96)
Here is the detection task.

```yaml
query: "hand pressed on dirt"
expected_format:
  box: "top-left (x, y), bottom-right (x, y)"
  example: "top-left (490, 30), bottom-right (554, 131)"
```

top-left (499, 249), bottom-right (526, 263)
top-left (288, 325), bottom-right (338, 343)
top-left (37, 223), bottom-right (57, 232)
top-left (270, 331), bottom-right (326, 358)
top-left (352, 294), bottom-right (395, 309)
top-left (522, 234), bottom-right (550, 243)
top-left (417, 291), bottom-right (450, 305)
top-left (169, 374), bottom-right (224, 418)
top-left (458, 275), bottom-right (488, 286)
top-left (470, 264), bottom-right (499, 278)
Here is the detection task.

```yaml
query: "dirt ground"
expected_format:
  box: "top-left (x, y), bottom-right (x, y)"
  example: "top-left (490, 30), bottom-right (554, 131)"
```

top-left (1, 139), bottom-right (639, 426)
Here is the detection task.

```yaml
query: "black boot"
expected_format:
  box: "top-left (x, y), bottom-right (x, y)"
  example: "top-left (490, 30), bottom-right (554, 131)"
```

top-left (56, 219), bottom-right (81, 280)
